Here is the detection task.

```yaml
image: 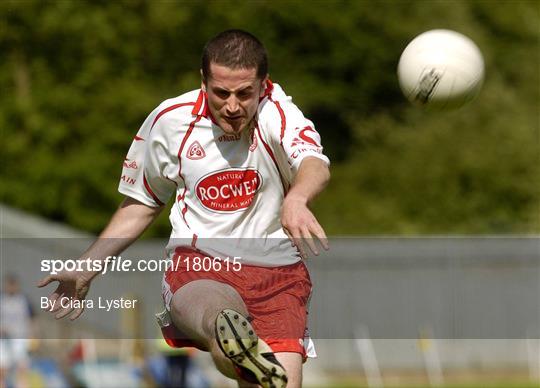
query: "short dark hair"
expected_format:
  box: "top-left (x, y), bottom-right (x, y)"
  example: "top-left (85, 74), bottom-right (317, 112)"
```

top-left (202, 29), bottom-right (268, 81)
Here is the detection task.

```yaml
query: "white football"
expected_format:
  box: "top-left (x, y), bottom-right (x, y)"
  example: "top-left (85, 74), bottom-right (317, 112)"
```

top-left (397, 29), bottom-right (485, 109)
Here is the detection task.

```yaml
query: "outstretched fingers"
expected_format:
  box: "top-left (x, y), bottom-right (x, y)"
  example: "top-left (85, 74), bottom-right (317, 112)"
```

top-left (53, 294), bottom-right (86, 320)
top-left (310, 219), bottom-right (329, 252)
top-left (38, 275), bottom-right (62, 312)
top-left (303, 220), bottom-right (329, 256)
top-left (37, 273), bottom-right (87, 320)
top-left (70, 306), bottom-right (85, 321)
top-left (37, 274), bottom-right (56, 288)
top-left (284, 227), bottom-right (306, 259)
top-left (55, 304), bottom-right (75, 320)
top-left (48, 289), bottom-right (63, 313)
top-left (301, 226), bottom-right (319, 256)
top-left (284, 221), bottom-right (329, 259)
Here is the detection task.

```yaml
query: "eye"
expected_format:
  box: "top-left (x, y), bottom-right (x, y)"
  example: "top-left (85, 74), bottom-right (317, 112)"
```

top-left (214, 89), bottom-right (229, 99)
top-left (237, 90), bottom-right (253, 100)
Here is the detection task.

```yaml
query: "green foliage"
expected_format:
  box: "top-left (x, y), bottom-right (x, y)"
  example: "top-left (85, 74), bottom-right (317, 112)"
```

top-left (1, 0), bottom-right (538, 236)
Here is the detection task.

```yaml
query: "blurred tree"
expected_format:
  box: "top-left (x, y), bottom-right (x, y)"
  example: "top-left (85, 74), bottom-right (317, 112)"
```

top-left (1, 0), bottom-right (538, 235)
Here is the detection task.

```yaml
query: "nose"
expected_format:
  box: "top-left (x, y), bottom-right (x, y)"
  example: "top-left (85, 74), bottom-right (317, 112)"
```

top-left (225, 96), bottom-right (240, 115)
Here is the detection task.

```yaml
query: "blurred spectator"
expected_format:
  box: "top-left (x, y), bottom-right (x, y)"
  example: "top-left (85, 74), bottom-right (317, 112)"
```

top-left (0, 274), bottom-right (36, 387)
top-left (147, 338), bottom-right (210, 388)
top-left (156, 338), bottom-right (193, 387)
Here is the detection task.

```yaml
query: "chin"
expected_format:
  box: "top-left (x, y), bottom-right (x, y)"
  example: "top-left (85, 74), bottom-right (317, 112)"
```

top-left (220, 122), bottom-right (244, 134)
top-left (220, 126), bottom-right (237, 134)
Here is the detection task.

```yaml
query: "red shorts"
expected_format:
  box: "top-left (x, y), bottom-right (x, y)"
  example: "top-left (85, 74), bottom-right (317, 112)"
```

top-left (161, 248), bottom-right (312, 357)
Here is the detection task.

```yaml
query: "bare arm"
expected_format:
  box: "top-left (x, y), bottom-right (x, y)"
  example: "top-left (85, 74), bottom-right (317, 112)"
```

top-left (79, 197), bottom-right (164, 279)
top-left (281, 157), bottom-right (330, 258)
top-left (38, 197), bottom-right (164, 320)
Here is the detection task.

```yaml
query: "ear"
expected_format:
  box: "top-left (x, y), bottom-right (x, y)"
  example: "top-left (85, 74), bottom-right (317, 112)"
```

top-left (200, 69), bottom-right (206, 92)
top-left (259, 74), bottom-right (269, 97)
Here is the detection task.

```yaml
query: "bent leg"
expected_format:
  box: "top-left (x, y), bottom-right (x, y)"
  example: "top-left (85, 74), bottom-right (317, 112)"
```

top-left (275, 352), bottom-right (302, 388)
top-left (169, 279), bottom-right (249, 379)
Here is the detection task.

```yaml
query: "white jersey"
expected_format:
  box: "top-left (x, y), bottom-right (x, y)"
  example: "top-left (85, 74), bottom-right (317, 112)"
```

top-left (118, 81), bottom-right (329, 266)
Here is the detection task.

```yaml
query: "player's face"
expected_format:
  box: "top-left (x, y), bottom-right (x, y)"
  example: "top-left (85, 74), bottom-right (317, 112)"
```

top-left (203, 63), bottom-right (267, 134)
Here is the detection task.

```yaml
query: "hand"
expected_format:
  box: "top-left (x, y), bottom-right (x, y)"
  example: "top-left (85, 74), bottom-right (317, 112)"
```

top-left (37, 270), bottom-right (93, 320)
top-left (281, 195), bottom-right (329, 259)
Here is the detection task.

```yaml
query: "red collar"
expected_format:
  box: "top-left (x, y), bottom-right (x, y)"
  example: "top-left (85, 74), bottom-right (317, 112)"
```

top-left (260, 79), bottom-right (274, 101)
top-left (191, 89), bottom-right (208, 117)
top-left (191, 79), bottom-right (274, 120)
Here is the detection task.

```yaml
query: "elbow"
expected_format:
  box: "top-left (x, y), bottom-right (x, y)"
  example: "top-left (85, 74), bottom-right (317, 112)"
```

top-left (322, 164), bottom-right (331, 188)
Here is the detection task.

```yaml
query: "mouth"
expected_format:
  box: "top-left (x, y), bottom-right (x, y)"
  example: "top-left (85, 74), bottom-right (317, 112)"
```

top-left (224, 115), bottom-right (243, 122)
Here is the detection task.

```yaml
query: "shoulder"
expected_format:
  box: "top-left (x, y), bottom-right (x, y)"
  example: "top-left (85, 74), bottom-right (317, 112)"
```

top-left (146, 89), bottom-right (201, 137)
top-left (259, 83), bottom-right (289, 115)
top-left (137, 89), bottom-right (203, 145)
top-left (156, 89), bottom-right (200, 112)
top-left (258, 83), bottom-right (309, 138)
top-left (150, 89), bottom-right (201, 131)
top-left (126, 90), bottom-right (202, 161)
top-left (259, 83), bottom-right (306, 119)
top-left (258, 83), bottom-right (287, 132)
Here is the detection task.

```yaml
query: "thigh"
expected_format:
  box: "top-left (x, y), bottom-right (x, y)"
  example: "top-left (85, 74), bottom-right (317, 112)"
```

top-left (169, 279), bottom-right (248, 345)
top-left (162, 248), bottom-right (245, 310)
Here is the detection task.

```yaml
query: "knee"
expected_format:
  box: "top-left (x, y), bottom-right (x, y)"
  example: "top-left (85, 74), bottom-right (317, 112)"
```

top-left (208, 339), bottom-right (237, 379)
top-left (168, 297), bottom-right (182, 322)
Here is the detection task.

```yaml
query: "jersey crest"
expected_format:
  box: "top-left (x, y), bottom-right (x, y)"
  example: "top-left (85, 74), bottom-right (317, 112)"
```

top-left (187, 141), bottom-right (206, 160)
